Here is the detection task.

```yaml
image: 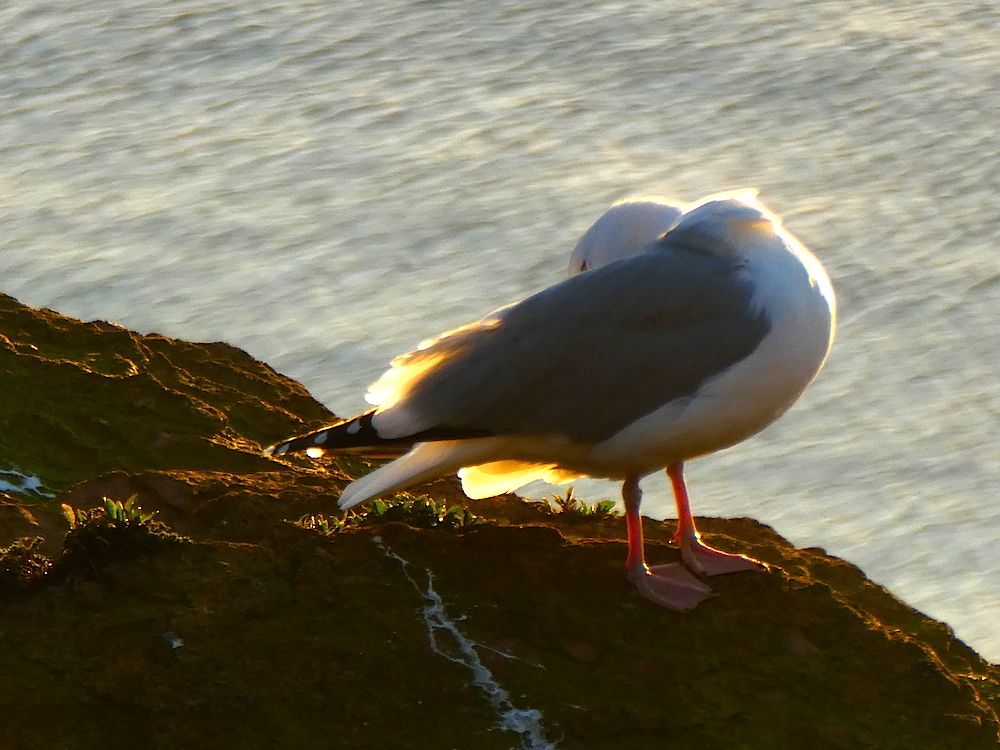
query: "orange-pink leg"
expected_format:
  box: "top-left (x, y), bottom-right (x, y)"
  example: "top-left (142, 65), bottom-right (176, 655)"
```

top-left (622, 475), bottom-right (714, 611)
top-left (667, 462), bottom-right (765, 577)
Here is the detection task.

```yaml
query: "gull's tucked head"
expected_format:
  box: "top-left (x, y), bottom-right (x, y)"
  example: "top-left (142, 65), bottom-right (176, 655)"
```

top-left (569, 197), bottom-right (683, 275)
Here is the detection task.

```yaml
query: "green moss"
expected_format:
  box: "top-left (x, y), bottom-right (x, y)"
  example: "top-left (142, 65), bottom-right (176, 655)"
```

top-left (0, 292), bottom-right (334, 493)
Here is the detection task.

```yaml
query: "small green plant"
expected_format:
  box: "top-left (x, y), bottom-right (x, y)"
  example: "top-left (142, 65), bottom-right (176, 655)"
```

top-left (0, 496), bottom-right (190, 596)
top-left (296, 513), bottom-right (347, 536)
top-left (545, 488), bottom-right (620, 519)
top-left (59, 494), bottom-right (190, 573)
top-left (295, 493), bottom-right (482, 535)
top-left (61, 495), bottom-right (159, 530)
top-left (365, 494), bottom-right (481, 529)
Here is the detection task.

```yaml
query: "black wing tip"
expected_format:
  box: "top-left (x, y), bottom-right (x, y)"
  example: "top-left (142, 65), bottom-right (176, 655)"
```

top-left (262, 410), bottom-right (497, 459)
top-left (262, 411), bottom-right (381, 459)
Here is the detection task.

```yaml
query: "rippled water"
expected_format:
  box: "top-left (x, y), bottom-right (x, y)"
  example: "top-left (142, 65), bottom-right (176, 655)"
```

top-left (1, 1), bottom-right (998, 660)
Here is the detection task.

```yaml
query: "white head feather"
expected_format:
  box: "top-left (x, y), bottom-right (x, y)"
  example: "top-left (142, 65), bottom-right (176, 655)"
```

top-left (568, 197), bottom-right (684, 275)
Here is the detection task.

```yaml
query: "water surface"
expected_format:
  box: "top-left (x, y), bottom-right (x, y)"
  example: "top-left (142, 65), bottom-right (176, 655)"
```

top-left (1, 1), bottom-right (997, 658)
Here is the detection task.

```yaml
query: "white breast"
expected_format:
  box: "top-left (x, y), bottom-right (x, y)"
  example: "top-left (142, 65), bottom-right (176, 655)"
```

top-left (588, 223), bottom-right (836, 476)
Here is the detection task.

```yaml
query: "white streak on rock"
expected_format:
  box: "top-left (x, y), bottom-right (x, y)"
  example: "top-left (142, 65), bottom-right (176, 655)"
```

top-left (0, 467), bottom-right (56, 497)
top-left (373, 536), bottom-right (557, 750)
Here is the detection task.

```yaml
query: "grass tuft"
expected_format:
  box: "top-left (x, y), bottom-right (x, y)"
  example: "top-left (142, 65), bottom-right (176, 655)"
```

top-left (296, 493), bottom-right (483, 535)
top-left (59, 494), bottom-right (190, 574)
top-left (540, 488), bottom-right (621, 519)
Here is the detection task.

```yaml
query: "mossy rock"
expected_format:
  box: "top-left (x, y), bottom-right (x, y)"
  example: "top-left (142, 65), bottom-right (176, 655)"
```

top-left (1, 501), bottom-right (998, 749)
top-left (0, 291), bottom-right (997, 749)
top-left (0, 292), bottom-right (333, 493)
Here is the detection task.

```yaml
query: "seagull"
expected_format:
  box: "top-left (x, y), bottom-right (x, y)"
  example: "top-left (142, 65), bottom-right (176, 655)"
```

top-left (568, 195), bottom-right (771, 603)
top-left (265, 191), bottom-right (836, 611)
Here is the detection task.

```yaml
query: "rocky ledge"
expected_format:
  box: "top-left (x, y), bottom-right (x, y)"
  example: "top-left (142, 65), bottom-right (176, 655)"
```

top-left (1, 292), bottom-right (998, 750)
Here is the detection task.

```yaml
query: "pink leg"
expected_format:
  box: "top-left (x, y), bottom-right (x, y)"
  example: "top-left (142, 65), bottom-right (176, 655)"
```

top-left (667, 463), bottom-right (765, 576)
top-left (622, 475), bottom-right (714, 612)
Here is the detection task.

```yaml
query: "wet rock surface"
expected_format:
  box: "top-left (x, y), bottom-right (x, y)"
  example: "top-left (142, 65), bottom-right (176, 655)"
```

top-left (1, 293), bottom-right (998, 749)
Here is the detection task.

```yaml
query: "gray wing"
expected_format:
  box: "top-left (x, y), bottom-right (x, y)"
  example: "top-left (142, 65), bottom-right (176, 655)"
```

top-left (375, 246), bottom-right (770, 444)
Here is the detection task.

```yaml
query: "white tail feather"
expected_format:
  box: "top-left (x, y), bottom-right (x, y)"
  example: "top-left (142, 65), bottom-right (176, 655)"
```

top-left (337, 439), bottom-right (506, 510)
